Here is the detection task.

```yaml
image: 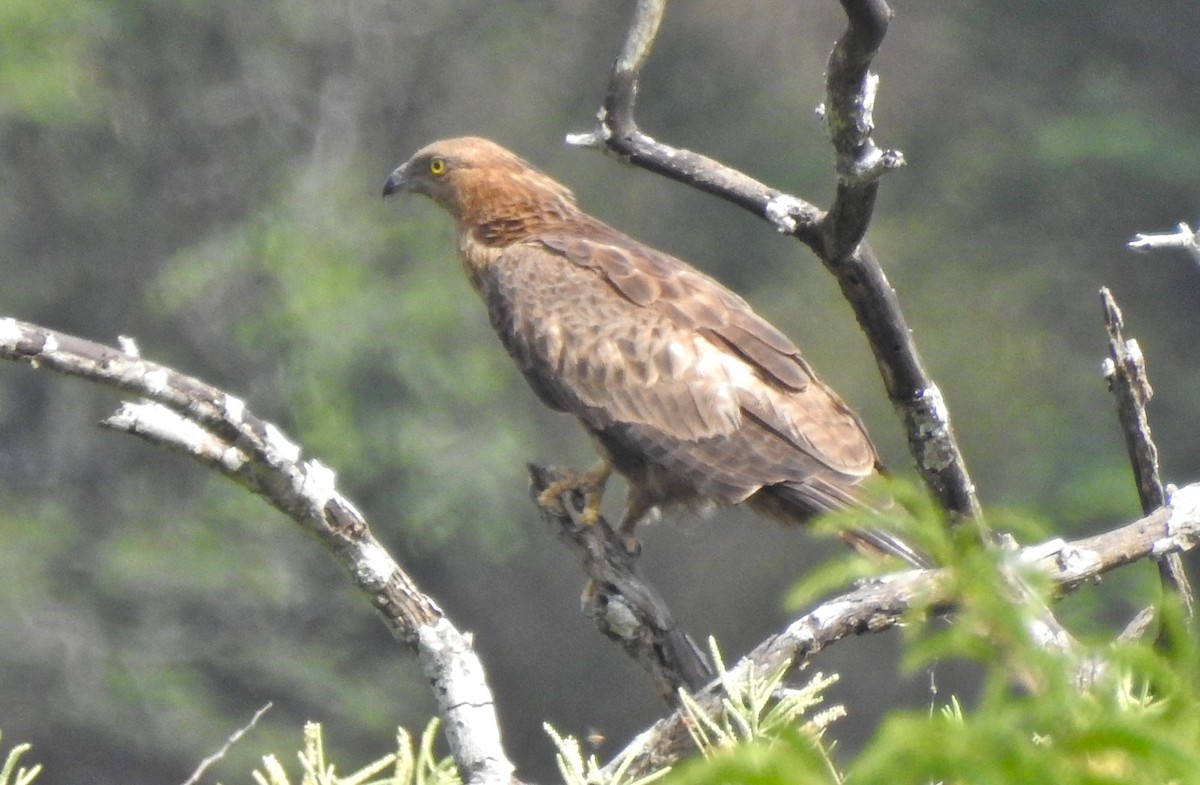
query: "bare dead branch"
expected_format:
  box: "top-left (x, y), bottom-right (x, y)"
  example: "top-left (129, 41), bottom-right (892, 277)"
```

top-left (569, 1), bottom-right (982, 531)
top-left (3, 313), bottom-right (1197, 783)
top-left (1100, 288), bottom-right (1194, 622)
top-left (563, 0), bottom-right (1116, 702)
top-left (1100, 289), bottom-right (1166, 511)
top-left (0, 318), bottom-right (517, 785)
top-left (605, 483), bottom-right (1200, 780)
top-left (529, 464), bottom-right (713, 702)
top-left (564, 0), bottom-right (825, 245)
top-left (1128, 221), bottom-right (1200, 266)
top-left (822, 0), bottom-right (905, 259)
top-left (180, 702), bottom-right (273, 785)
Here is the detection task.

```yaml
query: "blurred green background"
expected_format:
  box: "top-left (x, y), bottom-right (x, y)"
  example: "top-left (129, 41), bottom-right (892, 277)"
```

top-left (0, 1), bottom-right (1197, 782)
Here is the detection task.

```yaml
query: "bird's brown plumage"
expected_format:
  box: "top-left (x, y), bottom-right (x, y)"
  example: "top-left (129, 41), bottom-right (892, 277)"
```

top-left (384, 137), bottom-right (920, 564)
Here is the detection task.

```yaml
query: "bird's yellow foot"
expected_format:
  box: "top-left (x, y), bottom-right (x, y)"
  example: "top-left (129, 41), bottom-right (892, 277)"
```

top-left (615, 495), bottom-right (651, 556)
top-left (536, 462), bottom-right (612, 525)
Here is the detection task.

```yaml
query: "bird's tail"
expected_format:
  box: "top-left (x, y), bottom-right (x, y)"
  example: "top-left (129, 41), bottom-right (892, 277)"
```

top-left (838, 528), bottom-right (932, 569)
top-left (754, 478), bottom-right (933, 569)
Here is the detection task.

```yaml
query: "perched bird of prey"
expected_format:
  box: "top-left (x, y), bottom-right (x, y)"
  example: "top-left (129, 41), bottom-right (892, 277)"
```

top-left (383, 136), bottom-right (922, 565)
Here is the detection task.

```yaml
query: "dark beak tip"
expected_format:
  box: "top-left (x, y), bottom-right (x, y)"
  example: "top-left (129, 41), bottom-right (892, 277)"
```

top-left (381, 165), bottom-right (409, 199)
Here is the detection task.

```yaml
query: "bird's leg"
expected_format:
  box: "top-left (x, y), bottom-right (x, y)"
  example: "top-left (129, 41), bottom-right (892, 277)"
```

top-left (614, 489), bottom-right (654, 556)
top-left (536, 460), bottom-right (612, 525)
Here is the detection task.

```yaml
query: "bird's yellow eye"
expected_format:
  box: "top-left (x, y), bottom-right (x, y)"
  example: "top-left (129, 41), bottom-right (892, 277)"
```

top-left (429, 157), bottom-right (447, 175)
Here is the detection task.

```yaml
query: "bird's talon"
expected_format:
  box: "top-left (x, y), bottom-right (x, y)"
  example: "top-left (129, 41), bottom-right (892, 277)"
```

top-left (579, 504), bottom-right (602, 526)
top-left (536, 485), bottom-right (568, 512)
top-left (536, 462), bottom-right (612, 524)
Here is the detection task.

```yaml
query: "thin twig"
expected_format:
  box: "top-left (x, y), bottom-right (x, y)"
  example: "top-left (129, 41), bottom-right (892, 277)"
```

top-left (180, 702), bottom-right (273, 785)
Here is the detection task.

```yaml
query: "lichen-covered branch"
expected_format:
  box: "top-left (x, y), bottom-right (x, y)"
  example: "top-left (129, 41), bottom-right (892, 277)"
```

top-left (822, 0), bottom-right (905, 258)
top-left (0, 318), bottom-right (516, 785)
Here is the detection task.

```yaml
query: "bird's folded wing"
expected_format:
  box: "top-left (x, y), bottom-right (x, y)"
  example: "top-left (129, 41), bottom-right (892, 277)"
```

top-left (477, 234), bottom-right (877, 478)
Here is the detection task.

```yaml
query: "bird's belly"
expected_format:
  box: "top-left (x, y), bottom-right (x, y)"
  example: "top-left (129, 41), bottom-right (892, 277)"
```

top-left (588, 425), bottom-right (713, 508)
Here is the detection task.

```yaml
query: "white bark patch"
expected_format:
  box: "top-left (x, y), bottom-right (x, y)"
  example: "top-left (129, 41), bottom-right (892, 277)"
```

top-left (765, 194), bottom-right (807, 234)
top-left (300, 459), bottom-right (337, 506)
top-left (117, 335), bottom-right (140, 358)
top-left (143, 367), bottom-right (169, 394)
top-left (354, 539), bottom-right (396, 590)
top-left (0, 318), bottom-right (20, 345)
top-left (223, 394), bottom-right (245, 425)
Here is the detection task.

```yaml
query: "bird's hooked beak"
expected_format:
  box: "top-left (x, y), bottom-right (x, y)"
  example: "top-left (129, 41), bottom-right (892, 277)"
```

top-left (381, 162), bottom-right (411, 199)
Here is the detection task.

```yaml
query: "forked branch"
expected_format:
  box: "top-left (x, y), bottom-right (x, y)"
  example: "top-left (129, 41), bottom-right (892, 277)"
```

top-left (569, 0), bottom-right (981, 529)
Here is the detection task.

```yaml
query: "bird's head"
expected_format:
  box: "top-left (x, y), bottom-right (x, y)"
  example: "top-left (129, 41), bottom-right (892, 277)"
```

top-left (382, 136), bottom-right (577, 230)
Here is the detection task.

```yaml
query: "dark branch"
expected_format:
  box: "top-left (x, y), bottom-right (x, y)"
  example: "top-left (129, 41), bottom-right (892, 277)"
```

top-left (822, 0), bottom-right (903, 259)
top-left (529, 464), bottom-right (713, 702)
top-left (570, 0), bottom-right (981, 529)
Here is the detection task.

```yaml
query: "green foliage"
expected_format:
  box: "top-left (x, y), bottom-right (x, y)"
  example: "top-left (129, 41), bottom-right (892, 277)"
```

top-left (677, 640), bottom-right (844, 760)
top-left (545, 641), bottom-right (842, 785)
top-left (249, 720), bottom-right (457, 785)
top-left (544, 724), bottom-right (671, 785)
top-left (0, 0), bottom-right (112, 123)
top-left (680, 488), bottom-right (1200, 785)
top-left (0, 731), bottom-right (41, 785)
top-left (667, 728), bottom-right (842, 785)
top-left (853, 627), bottom-right (1200, 785)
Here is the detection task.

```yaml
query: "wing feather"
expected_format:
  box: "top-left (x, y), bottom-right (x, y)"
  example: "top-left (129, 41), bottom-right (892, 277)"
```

top-left (479, 241), bottom-right (743, 441)
top-left (476, 230), bottom-right (877, 507)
